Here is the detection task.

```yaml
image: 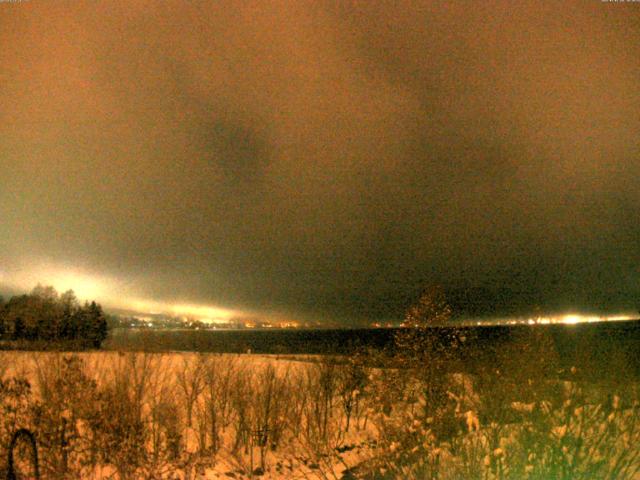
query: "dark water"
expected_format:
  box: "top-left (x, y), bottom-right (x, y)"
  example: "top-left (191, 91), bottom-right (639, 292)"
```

top-left (105, 327), bottom-right (396, 354)
top-left (105, 320), bottom-right (640, 361)
top-left (104, 321), bottom-right (640, 381)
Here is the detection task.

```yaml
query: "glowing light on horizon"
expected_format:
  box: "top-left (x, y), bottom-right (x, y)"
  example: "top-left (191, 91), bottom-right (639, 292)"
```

top-left (559, 314), bottom-right (624, 325)
top-left (561, 314), bottom-right (582, 325)
top-left (606, 315), bottom-right (635, 322)
top-left (462, 313), bottom-right (638, 327)
top-left (127, 299), bottom-right (239, 324)
top-left (0, 260), bottom-right (248, 324)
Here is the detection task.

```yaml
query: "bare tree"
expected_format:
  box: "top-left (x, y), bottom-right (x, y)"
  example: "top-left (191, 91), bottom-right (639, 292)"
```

top-left (199, 355), bottom-right (238, 455)
top-left (176, 354), bottom-right (206, 428)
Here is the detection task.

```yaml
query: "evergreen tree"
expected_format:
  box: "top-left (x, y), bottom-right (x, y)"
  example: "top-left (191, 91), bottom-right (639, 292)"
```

top-left (0, 286), bottom-right (109, 348)
top-left (0, 296), bottom-right (5, 336)
top-left (59, 290), bottom-right (79, 340)
top-left (87, 301), bottom-right (108, 348)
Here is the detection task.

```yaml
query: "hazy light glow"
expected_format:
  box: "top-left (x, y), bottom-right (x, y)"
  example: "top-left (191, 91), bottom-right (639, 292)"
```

top-left (462, 313), bottom-right (638, 327)
top-left (127, 299), bottom-right (239, 324)
top-left (520, 314), bottom-right (636, 326)
top-left (0, 262), bottom-right (111, 302)
top-left (3, 264), bottom-right (635, 327)
top-left (560, 314), bottom-right (617, 325)
top-left (561, 315), bottom-right (583, 325)
top-left (0, 262), bottom-right (254, 324)
top-left (606, 315), bottom-right (635, 322)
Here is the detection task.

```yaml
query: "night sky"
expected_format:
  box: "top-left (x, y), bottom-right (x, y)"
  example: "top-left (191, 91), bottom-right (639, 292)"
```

top-left (1, 1), bottom-right (639, 324)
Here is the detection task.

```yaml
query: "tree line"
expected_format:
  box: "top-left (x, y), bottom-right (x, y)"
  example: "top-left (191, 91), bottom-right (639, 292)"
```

top-left (0, 285), bottom-right (108, 348)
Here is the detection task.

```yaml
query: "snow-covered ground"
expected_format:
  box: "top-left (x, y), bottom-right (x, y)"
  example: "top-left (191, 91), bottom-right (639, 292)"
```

top-left (1, 350), bottom-right (640, 479)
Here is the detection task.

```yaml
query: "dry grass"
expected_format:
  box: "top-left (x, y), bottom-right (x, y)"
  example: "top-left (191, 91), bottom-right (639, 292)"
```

top-left (0, 348), bottom-right (638, 479)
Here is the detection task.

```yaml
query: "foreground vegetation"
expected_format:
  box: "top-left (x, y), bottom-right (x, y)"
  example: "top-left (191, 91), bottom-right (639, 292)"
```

top-left (0, 286), bottom-right (638, 479)
top-left (0, 341), bottom-right (638, 479)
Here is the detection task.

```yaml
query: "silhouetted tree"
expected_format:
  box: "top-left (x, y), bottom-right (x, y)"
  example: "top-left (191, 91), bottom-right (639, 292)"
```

top-left (59, 290), bottom-right (79, 340)
top-left (0, 286), bottom-right (109, 348)
top-left (0, 296), bottom-right (5, 337)
top-left (394, 285), bottom-right (457, 362)
top-left (393, 285), bottom-right (463, 440)
top-left (86, 301), bottom-right (108, 348)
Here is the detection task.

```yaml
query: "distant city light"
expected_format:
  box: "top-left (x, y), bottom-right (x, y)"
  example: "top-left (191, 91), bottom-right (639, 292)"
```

top-left (460, 313), bottom-right (637, 327)
top-left (561, 315), bottom-right (582, 325)
top-left (127, 299), bottom-right (239, 324)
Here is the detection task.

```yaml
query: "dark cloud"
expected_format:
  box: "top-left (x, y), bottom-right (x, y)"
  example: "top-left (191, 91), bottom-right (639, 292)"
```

top-left (1, 1), bottom-right (639, 323)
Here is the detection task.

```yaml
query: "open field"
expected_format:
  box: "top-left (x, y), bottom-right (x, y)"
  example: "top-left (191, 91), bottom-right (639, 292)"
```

top-left (1, 336), bottom-right (640, 480)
